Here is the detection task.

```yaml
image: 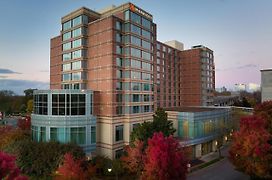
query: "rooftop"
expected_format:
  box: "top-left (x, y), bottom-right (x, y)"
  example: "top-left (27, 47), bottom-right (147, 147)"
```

top-left (165, 107), bottom-right (221, 112)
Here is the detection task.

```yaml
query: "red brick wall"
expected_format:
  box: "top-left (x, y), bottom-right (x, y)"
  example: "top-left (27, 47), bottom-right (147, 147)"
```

top-left (50, 36), bottom-right (62, 89)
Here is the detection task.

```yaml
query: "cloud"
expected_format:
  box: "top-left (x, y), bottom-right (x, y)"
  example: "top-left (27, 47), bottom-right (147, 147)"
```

top-left (0, 76), bottom-right (8, 79)
top-left (40, 70), bottom-right (49, 72)
top-left (216, 64), bottom-right (258, 71)
top-left (0, 68), bottom-right (21, 74)
top-left (0, 79), bottom-right (49, 95)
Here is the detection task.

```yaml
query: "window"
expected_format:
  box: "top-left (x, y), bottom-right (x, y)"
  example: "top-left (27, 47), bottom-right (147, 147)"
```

top-left (131, 59), bottom-right (141, 69)
top-left (116, 21), bottom-right (121, 30)
top-left (142, 62), bottom-right (151, 70)
top-left (143, 83), bottom-right (150, 91)
top-left (142, 17), bottom-right (151, 29)
top-left (131, 82), bottom-right (141, 91)
top-left (71, 127), bottom-right (86, 144)
top-left (116, 82), bottom-right (122, 90)
top-left (72, 72), bottom-right (81, 81)
top-left (63, 53), bottom-right (71, 61)
top-left (116, 33), bottom-right (121, 43)
top-left (131, 24), bottom-right (141, 36)
top-left (131, 71), bottom-right (141, 80)
top-left (71, 94), bottom-right (86, 115)
top-left (63, 42), bottom-right (71, 51)
top-left (131, 12), bottom-right (141, 24)
top-left (142, 40), bottom-right (151, 50)
top-left (33, 94), bottom-right (48, 115)
top-left (132, 106), bottom-right (140, 113)
top-left (72, 50), bottom-right (82, 59)
top-left (142, 73), bottom-right (151, 80)
top-left (142, 51), bottom-right (151, 61)
top-left (72, 61), bottom-right (81, 70)
top-left (115, 149), bottom-right (123, 159)
top-left (63, 32), bottom-right (71, 41)
top-left (72, 16), bottom-right (82, 27)
top-left (142, 29), bottom-right (151, 40)
top-left (143, 94), bottom-right (150, 102)
top-left (124, 10), bottom-right (130, 21)
top-left (72, 28), bottom-right (82, 38)
top-left (72, 39), bottom-right (82, 48)
top-left (62, 73), bottom-right (71, 81)
top-left (131, 36), bottom-right (141, 47)
top-left (143, 105), bottom-right (150, 112)
top-left (116, 58), bottom-right (122, 67)
top-left (115, 125), bottom-right (124, 142)
top-left (91, 126), bottom-right (96, 144)
top-left (132, 94), bottom-right (140, 102)
top-left (131, 48), bottom-right (141, 58)
top-left (116, 70), bottom-right (122, 78)
top-left (122, 35), bottom-right (129, 44)
top-left (116, 45), bottom-right (122, 54)
top-left (63, 20), bottom-right (71, 31)
top-left (63, 63), bottom-right (71, 71)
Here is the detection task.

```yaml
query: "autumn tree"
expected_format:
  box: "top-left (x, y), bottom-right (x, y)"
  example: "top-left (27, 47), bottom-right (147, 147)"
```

top-left (0, 126), bottom-right (27, 151)
top-left (121, 140), bottom-right (145, 175)
top-left (0, 151), bottom-right (28, 180)
top-left (17, 116), bottom-right (31, 131)
top-left (56, 153), bottom-right (85, 180)
top-left (26, 100), bottom-right (33, 114)
top-left (142, 132), bottom-right (188, 180)
top-left (229, 116), bottom-right (272, 179)
top-left (254, 100), bottom-right (272, 134)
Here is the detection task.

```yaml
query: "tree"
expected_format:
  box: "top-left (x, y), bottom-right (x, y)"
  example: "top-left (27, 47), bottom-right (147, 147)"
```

top-left (121, 140), bottom-right (145, 175)
top-left (0, 126), bottom-right (27, 151)
top-left (56, 153), bottom-right (85, 180)
top-left (254, 100), bottom-right (272, 134)
top-left (26, 100), bottom-right (33, 114)
top-left (17, 116), bottom-right (31, 131)
top-left (0, 151), bottom-right (28, 180)
top-left (142, 132), bottom-right (188, 180)
top-left (130, 108), bottom-right (176, 145)
top-left (229, 116), bottom-right (272, 179)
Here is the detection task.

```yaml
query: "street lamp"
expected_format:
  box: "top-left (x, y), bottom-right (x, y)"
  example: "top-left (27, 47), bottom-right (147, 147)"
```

top-left (108, 168), bottom-right (112, 173)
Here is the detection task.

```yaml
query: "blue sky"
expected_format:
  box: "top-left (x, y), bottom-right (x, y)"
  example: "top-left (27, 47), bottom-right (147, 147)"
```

top-left (0, 0), bottom-right (271, 94)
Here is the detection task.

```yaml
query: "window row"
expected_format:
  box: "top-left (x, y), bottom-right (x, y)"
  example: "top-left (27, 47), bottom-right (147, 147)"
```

top-left (124, 10), bottom-right (152, 30)
top-left (123, 23), bottom-right (152, 40)
top-left (118, 34), bottom-right (151, 50)
top-left (63, 61), bottom-right (86, 71)
top-left (116, 105), bottom-right (153, 115)
top-left (117, 46), bottom-right (152, 61)
top-left (116, 94), bottom-right (151, 102)
top-left (33, 94), bottom-right (48, 115)
top-left (116, 82), bottom-right (153, 91)
top-left (62, 72), bottom-right (86, 81)
top-left (32, 126), bottom-right (96, 145)
top-left (63, 38), bottom-right (86, 51)
top-left (116, 58), bottom-right (152, 71)
top-left (62, 15), bottom-right (88, 31)
top-left (62, 83), bottom-right (86, 90)
top-left (63, 49), bottom-right (87, 61)
top-left (116, 70), bottom-right (152, 80)
top-left (63, 27), bottom-right (87, 41)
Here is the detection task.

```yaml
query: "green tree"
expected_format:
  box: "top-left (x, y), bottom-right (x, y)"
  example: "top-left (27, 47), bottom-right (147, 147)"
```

top-left (130, 108), bottom-right (176, 145)
top-left (26, 99), bottom-right (33, 114)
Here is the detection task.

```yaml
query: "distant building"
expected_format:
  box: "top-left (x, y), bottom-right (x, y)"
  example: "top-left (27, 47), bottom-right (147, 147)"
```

top-left (216, 86), bottom-right (227, 93)
top-left (261, 69), bottom-right (272, 102)
top-left (234, 83), bottom-right (246, 91)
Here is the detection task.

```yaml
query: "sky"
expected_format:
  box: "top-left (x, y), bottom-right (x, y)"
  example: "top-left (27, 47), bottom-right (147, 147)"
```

top-left (0, 0), bottom-right (271, 94)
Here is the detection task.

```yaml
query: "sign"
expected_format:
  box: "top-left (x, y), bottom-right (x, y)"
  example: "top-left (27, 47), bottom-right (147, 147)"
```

top-left (129, 3), bottom-right (153, 20)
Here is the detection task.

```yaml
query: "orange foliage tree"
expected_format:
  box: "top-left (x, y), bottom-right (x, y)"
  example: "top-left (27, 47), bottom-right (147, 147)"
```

top-left (229, 116), bottom-right (272, 179)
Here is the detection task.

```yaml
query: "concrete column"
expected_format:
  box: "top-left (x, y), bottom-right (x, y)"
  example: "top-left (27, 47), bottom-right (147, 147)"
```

top-left (195, 144), bottom-right (202, 158)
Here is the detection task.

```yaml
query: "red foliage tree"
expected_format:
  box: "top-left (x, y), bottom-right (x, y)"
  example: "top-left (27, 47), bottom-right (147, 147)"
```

top-left (56, 153), bottom-right (85, 180)
top-left (17, 116), bottom-right (31, 131)
top-left (254, 100), bottom-right (272, 133)
top-left (121, 140), bottom-right (145, 175)
top-left (142, 132), bottom-right (188, 180)
top-left (0, 151), bottom-right (28, 180)
top-left (229, 116), bottom-right (272, 178)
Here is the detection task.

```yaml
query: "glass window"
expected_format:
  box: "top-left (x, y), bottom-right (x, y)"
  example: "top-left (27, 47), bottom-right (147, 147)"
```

top-left (115, 149), bottom-right (123, 159)
top-left (124, 82), bottom-right (130, 90)
top-left (63, 20), bottom-right (71, 31)
top-left (82, 15), bottom-right (88, 24)
top-left (91, 126), bottom-right (96, 144)
top-left (115, 125), bottom-right (124, 142)
top-left (63, 63), bottom-right (71, 71)
top-left (131, 36), bottom-right (141, 47)
top-left (142, 51), bottom-right (151, 61)
top-left (142, 29), bottom-right (151, 40)
top-left (123, 23), bottom-right (130, 32)
top-left (131, 24), bottom-right (141, 36)
top-left (72, 61), bottom-right (81, 70)
top-left (72, 72), bottom-right (81, 81)
top-left (63, 53), bottom-right (71, 61)
top-left (131, 12), bottom-right (141, 24)
top-left (142, 62), bottom-right (151, 70)
top-left (131, 82), bottom-right (141, 91)
top-left (123, 47), bottom-right (129, 56)
top-left (72, 28), bottom-right (82, 38)
top-left (63, 42), bottom-right (71, 51)
top-left (131, 48), bottom-right (141, 58)
top-left (116, 33), bottom-right (121, 43)
top-left (124, 10), bottom-right (130, 21)
top-left (143, 95), bottom-right (150, 102)
top-left (116, 45), bottom-right (122, 54)
top-left (116, 21), bottom-right (121, 30)
top-left (73, 16), bottom-right (82, 27)
top-left (132, 94), bottom-right (140, 102)
top-left (63, 73), bottom-right (71, 81)
top-left (143, 105), bottom-right (150, 112)
top-left (131, 59), bottom-right (141, 69)
top-left (131, 71), bottom-right (141, 80)
top-left (40, 127), bottom-right (46, 142)
top-left (63, 32), bottom-right (71, 41)
top-left (116, 70), bottom-right (122, 78)
top-left (72, 50), bottom-right (82, 59)
top-left (116, 82), bottom-right (122, 90)
top-left (142, 73), bottom-right (151, 80)
top-left (132, 106), bottom-right (140, 113)
top-left (71, 127), bottom-right (86, 144)
top-left (72, 39), bottom-right (82, 48)
top-left (142, 17), bottom-right (151, 30)
top-left (143, 83), bottom-right (150, 91)
top-left (142, 40), bottom-right (151, 50)
top-left (123, 71), bottom-right (130, 78)
top-left (116, 58), bottom-right (122, 67)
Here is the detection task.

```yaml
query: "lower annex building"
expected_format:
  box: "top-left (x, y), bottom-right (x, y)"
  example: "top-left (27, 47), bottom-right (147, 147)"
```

top-left (31, 2), bottom-right (231, 159)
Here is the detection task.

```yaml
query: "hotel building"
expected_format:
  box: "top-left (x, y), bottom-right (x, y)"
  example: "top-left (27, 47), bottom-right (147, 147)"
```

top-left (32, 2), bottom-right (223, 159)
